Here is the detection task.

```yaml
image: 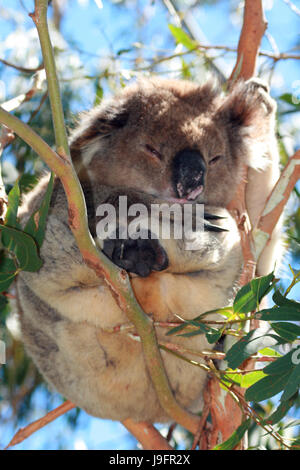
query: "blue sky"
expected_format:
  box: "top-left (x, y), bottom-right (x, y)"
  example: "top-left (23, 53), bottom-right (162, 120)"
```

top-left (0, 0), bottom-right (300, 450)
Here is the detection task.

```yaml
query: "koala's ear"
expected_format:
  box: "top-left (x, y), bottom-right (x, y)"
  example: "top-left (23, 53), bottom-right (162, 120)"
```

top-left (217, 79), bottom-right (276, 128)
top-left (216, 79), bottom-right (277, 169)
top-left (70, 105), bottom-right (129, 152)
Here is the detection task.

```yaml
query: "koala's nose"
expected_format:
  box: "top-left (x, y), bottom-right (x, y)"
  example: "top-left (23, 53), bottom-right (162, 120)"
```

top-left (172, 148), bottom-right (206, 200)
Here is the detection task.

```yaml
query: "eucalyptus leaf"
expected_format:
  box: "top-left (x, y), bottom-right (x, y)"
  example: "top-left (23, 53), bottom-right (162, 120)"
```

top-left (0, 256), bottom-right (18, 292)
top-left (272, 290), bottom-right (300, 310)
top-left (281, 362), bottom-right (300, 401)
top-left (168, 25), bottom-right (196, 51)
top-left (263, 393), bottom-right (298, 425)
top-left (24, 173), bottom-right (54, 248)
top-left (263, 350), bottom-right (295, 375)
top-left (0, 225), bottom-right (42, 272)
top-left (271, 322), bottom-right (300, 342)
top-left (213, 419), bottom-right (251, 450)
top-left (245, 370), bottom-right (292, 402)
top-left (257, 307), bottom-right (300, 322)
top-left (233, 272), bottom-right (274, 314)
top-left (4, 181), bottom-right (21, 230)
top-left (226, 329), bottom-right (279, 369)
top-left (241, 370), bottom-right (267, 388)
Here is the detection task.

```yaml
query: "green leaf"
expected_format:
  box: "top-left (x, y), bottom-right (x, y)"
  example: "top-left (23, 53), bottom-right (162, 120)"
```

top-left (206, 327), bottom-right (222, 344)
top-left (273, 290), bottom-right (300, 310)
top-left (281, 362), bottom-right (300, 401)
top-left (5, 181), bottom-right (21, 229)
top-left (0, 294), bottom-right (10, 324)
top-left (168, 25), bottom-right (196, 50)
top-left (18, 173), bottom-right (39, 194)
top-left (176, 320), bottom-right (222, 344)
top-left (0, 225), bottom-right (42, 272)
top-left (192, 306), bottom-right (234, 322)
top-left (94, 81), bottom-right (104, 106)
top-left (233, 273), bottom-right (274, 314)
top-left (117, 48), bottom-right (132, 56)
top-left (222, 370), bottom-right (242, 387)
top-left (263, 393), bottom-right (298, 425)
top-left (24, 173), bottom-right (54, 248)
top-left (0, 255), bottom-right (18, 292)
top-left (271, 322), bottom-right (300, 342)
top-left (241, 370), bottom-right (267, 388)
top-left (166, 323), bottom-right (186, 336)
top-left (258, 347), bottom-right (282, 357)
top-left (279, 93), bottom-right (300, 108)
top-left (180, 58), bottom-right (192, 79)
top-left (257, 307), bottom-right (300, 321)
top-left (213, 419), bottom-right (251, 450)
top-left (263, 350), bottom-right (295, 375)
top-left (245, 370), bottom-right (292, 402)
top-left (226, 329), bottom-right (279, 369)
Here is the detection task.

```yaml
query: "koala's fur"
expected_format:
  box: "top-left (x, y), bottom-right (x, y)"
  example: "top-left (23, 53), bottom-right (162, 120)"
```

top-left (17, 77), bottom-right (280, 422)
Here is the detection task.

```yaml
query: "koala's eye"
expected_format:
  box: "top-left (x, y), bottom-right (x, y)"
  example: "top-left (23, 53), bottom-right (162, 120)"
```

top-left (209, 155), bottom-right (222, 166)
top-left (145, 144), bottom-right (163, 161)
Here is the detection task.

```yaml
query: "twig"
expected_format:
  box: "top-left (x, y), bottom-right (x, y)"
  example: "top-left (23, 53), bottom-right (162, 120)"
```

top-left (0, 57), bottom-right (44, 74)
top-left (4, 400), bottom-right (75, 449)
top-left (283, 0), bottom-right (300, 17)
top-left (1, 69), bottom-right (46, 113)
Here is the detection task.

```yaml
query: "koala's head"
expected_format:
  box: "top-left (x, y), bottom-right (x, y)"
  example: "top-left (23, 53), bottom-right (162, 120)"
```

top-left (70, 77), bottom-right (276, 206)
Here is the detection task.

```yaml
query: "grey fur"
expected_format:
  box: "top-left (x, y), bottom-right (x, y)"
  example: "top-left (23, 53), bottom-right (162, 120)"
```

top-left (17, 77), bottom-right (280, 422)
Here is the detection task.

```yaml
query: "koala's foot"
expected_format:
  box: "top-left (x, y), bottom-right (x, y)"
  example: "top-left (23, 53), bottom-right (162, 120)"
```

top-left (103, 233), bottom-right (169, 277)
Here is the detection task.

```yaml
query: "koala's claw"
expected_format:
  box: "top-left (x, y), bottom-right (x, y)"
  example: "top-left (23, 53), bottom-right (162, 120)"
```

top-left (103, 234), bottom-right (169, 277)
top-left (204, 212), bottom-right (228, 232)
top-left (204, 212), bottom-right (226, 220)
top-left (204, 221), bottom-right (228, 232)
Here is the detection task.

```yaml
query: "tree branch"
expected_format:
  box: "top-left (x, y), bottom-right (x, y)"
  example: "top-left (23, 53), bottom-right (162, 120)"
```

top-left (122, 419), bottom-right (173, 450)
top-left (229, 0), bottom-right (267, 84)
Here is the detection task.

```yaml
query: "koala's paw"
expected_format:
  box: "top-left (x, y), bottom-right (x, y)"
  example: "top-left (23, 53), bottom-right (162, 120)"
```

top-left (103, 233), bottom-right (169, 277)
top-left (245, 77), bottom-right (276, 114)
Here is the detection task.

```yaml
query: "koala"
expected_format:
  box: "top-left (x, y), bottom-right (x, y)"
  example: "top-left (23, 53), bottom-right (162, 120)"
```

top-left (16, 77), bottom-right (280, 423)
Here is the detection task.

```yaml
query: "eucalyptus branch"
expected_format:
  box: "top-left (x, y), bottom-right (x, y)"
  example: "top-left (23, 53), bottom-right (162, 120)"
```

top-left (229, 0), bottom-right (267, 84)
top-left (30, 2), bottom-right (69, 159)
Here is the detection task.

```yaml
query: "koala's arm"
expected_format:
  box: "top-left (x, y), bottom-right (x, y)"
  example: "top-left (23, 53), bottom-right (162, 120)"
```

top-left (96, 187), bottom-right (242, 276)
top-left (243, 79), bottom-right (282, 275)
